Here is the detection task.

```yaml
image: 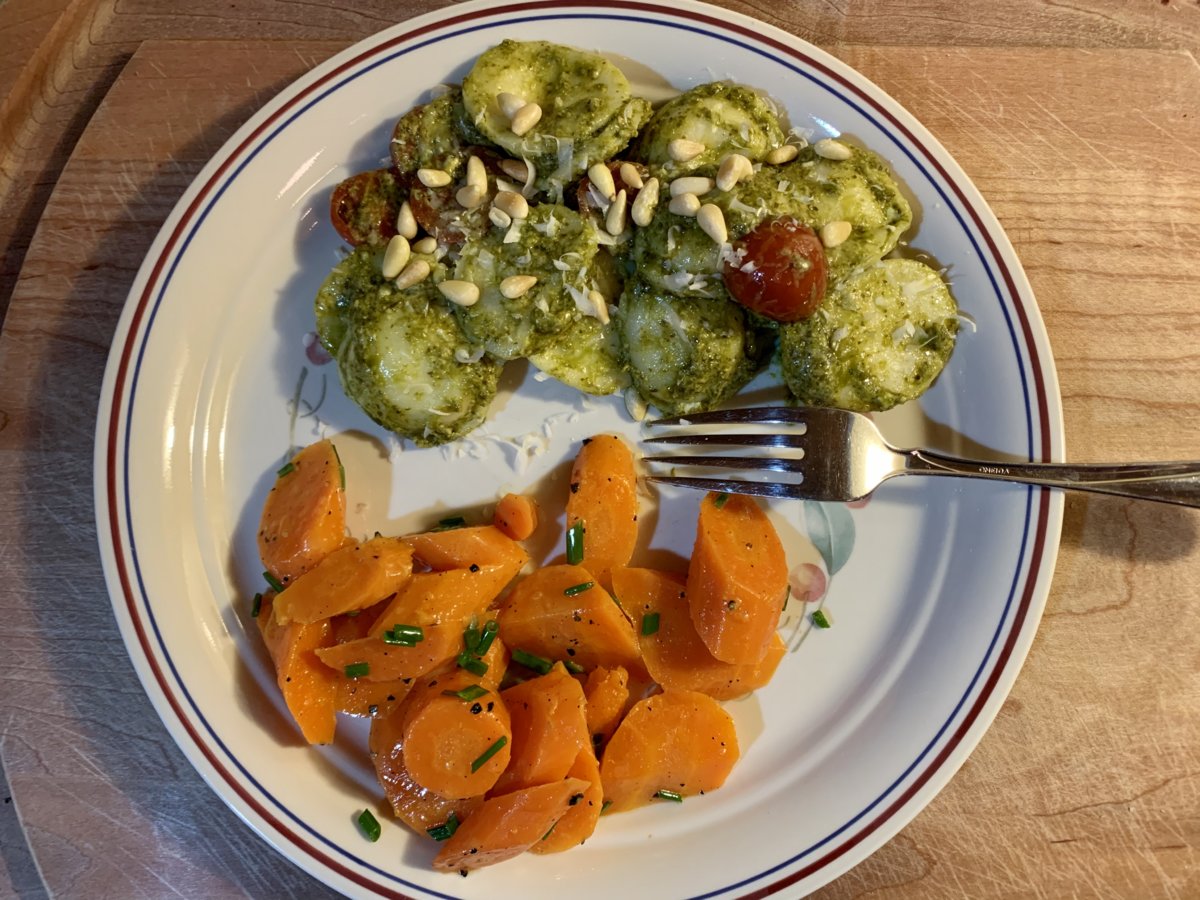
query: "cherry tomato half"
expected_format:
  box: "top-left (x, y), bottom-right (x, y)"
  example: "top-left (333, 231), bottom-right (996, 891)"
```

top-left (329, 168), bottom-right (403, 246)
top-left (722, 217), bottom-right (829, 322)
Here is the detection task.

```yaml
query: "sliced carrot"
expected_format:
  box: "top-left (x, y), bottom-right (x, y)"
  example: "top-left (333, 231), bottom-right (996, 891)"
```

top-left (582, 666), bottom-right (629, 752)
top-left (686, 492), bottom-right (788, 665)
top-left (529, 746), bottom-right (602, 854)
top-left (369, 703), bottom-right (482, 833)
top-left (336, 675), bottom-right (412, 718)
top-left (432, 777), bottom-right (591, 872)
top-left (403, 524), bottom-right (529, 572)
top-left (258, 439), bottom-right (347, 586)
top-left (329, 599), bottom-right (389, 644)
top-left (599, 689), bottom-right (739, 813)
top-left (401, 668), bottom-right (512, 799)
top-left (367, 565), bottom-right (519, 640)
top-left (492, 663), bottom-right (588, 795)
top-left (565, 435), bottom-right (638, 590)
top-left (316, 621), bottom-right (463, 683)
top-left (493, 493), bottom-right (539, 541)
top-left (496, 564), bottom-right (643, 673)
top-left (256, 594), bottom-right (339, 744)
top-left (614, 566), bottom-right (786, 700)
top-left (272, 535), bottom-right (413, 625)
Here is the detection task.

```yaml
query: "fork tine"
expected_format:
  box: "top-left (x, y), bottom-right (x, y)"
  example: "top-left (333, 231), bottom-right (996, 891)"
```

top-left (643, 433), bottom-right (807, 448)
top-left (647, 406), bottom-right (808, 427)
top-left (643, 454), bottom-right (806, 473)
top-left (646, 476), bottom-right (816, 501)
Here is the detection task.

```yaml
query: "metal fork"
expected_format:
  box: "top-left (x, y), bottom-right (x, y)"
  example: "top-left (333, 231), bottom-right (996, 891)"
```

top-left (643, 406), bottom-right (1200, 508)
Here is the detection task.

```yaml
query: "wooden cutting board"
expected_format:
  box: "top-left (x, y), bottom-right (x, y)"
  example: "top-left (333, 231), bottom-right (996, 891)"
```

top-left (1, 35), bottom-right (1197, 900)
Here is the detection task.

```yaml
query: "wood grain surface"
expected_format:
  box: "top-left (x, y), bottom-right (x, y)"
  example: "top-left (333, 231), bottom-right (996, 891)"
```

top-left (1, 2), bottom-right (1199, 898)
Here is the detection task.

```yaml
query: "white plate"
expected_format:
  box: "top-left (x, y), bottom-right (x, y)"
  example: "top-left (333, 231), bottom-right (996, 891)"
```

top-left (94, 1), bottom-right (1064, 897)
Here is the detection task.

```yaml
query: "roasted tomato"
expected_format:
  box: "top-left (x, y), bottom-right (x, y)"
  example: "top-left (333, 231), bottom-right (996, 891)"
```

top-left (329, 168), bottom-right (404, 246)
top-left (722, 217), bottom-right (828, 322)
top-left (575, 160), bottom-right (649, 218)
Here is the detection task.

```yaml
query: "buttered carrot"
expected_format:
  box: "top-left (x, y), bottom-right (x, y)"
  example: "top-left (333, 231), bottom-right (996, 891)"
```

top-left (600, 689), bottom-right (739, 813)
top-left (257, 594), bottom-right (339, 744)
top-left (258, 440), bottom-right (347, 586)
top-left (530, 746), bottom-right (602, 854)
top-left (492, 663), bottom-right (589, 795)
top-left (403, 524), bottom-right (529, 573)
top-left (271, 535), bottom-right (413, 625)
top-left (565, 435), bottom-right (638, 590)
top-left (336, 675), bottom-right (412, 718)
top-left (369, 702), bottom-right (482, 833)
top-left (493, 493), bottom-right (539, 541)
top-left (401, 668), bottom-right (512, 800)
top-left (497, 564), bottom-right (643, 673)
top-left (582, 665), bottom-right (629, 751)
top-left (686, 492), bottom-right (788, 665)
top-left (432, 777), bottom-right (591, 872)
top-left (613, 566), bottom-right (786, 700)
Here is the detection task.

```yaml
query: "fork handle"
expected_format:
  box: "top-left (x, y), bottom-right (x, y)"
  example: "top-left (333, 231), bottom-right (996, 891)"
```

top-left (904, 451), bottom-right (1200, 508)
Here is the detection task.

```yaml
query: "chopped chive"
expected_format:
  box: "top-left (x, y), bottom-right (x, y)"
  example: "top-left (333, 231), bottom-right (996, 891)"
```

top-left (276, 461), bottom-right (295, 477)
top-left (330, 442), bottom-right (345, 489)
top-left (443, 684), bottom-right (489, 702)
top-left (426, 812), bottom-right (459, 842)
top-left (713, 492), bottom-right (729, 509)
top-left (462, 617), bottom-right (481, 653)
top-left (600, 800), bottom-right (613, 814)
top-left (654, 789), bottom-right (683, 802)
top-left (357, 809), bottom-right (381, 841)
top-left (470, 736), bottom-right (508, 772)
top-left (250, 592), bottom-right (263, 618)
top-left (262, 570), bottom-right (285, 593)
top-left (563, 581), bottom-right (594, 597)
top-left (434, 515), bottom-right (468, 531)
top-left (476, 619), bottom-right (499, 655)
top-left (565, 521), bottom-right (585, 565)
top-left (811, 609), bottom-right (832, 629)
top-left (610, 593), bottom-right (624, 610)
top-left (382, 624), bottom-right (424, 646)
top-left (641, 612), bottom-right (660, 636)
top-left (511, 648), bottom-right (553, 675)
top-left (563, 659), bottom-right (585, 675)
top-left (344, 662), bottom-right (370, 679)
top-left (457, 651), bottom-right (489, 677)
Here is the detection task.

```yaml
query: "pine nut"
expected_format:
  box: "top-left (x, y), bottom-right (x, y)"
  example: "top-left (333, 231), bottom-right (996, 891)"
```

top-left (587, 289), bottom-right (610, 324)
top-left (588, 162), bottom-right (616, 201)
top-left (631, 177), bottom-right (659, 227)
top-left (489, 207), bottom-right (512, 229)
top-left (716, 153), bottom-right (753, 191)
top-left (438, 280), bottom-right (481, 307)
top-left (455, 184), bottom-right (486, 209)
top-left (510, 102), bottom-right (542, 137)
top-left (696, 204), bottom-right (727, 244)
top-left (813, 138), bottom-right (852, 161)
top-left (493, 190), bottom-right (529, 220)
top-left (395, 201), bottom-right (418, 239)
top-left (605, 189), bottom-right (628, 236)
top-left (380, 234), bottom-right (411, 279)
top-left (667, 138), bottom-right (705, 162)
top-left (766, 144), bottom-right (800, 165)
top-left (820, 220), bottom-right (853, 247)
top-left (413, 236), bottom-right (438, 254)
top-left (670, 176), bottom-right (714, 197)
top-left (466, 155), bottom-right (487, 191)
top-left (394, 258), bottom-right (431, 289)
top-left (417, 168), bottom-right (451, 188)
top-left (623, 386), bottom-right (647, 422)
top-left (500, 275), bottom-right (538, 299)
top-left (619, 162), bottom-right (644, 189)
top-left (668, 192), bottom-right (701, 217)
top-left (497, 92), bottom-right (525, 119)
top-left (499, 159), bottom-right (529, 182)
